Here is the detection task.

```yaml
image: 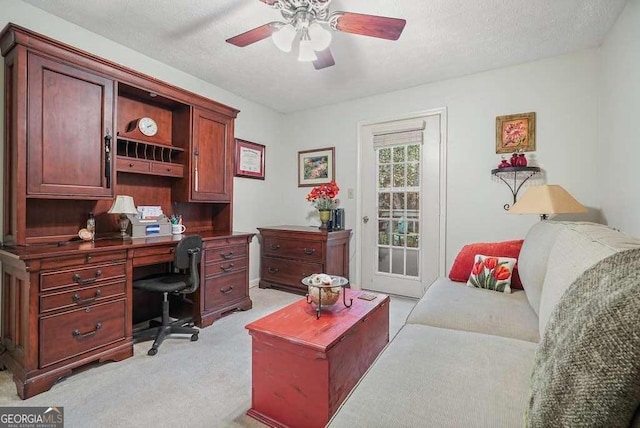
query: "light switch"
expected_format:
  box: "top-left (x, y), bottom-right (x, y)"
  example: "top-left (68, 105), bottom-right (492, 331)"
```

top-left (348, 188), bottom-right (354, 199)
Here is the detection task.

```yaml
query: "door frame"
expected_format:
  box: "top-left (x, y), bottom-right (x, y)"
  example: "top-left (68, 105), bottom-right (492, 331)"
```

top-left (355, 107), bottom-right (448, 291)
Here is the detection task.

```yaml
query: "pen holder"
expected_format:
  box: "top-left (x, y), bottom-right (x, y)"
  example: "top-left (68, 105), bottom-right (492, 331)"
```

top-left (171, 224), bottom-right (186, 235)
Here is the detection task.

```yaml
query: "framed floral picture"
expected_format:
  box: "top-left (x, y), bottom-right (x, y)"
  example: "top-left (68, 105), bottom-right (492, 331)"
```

top-left (235, 139), bottom-right (265, 179)
top-left (495, 112), bottom-right (536, 154)
top-left (298, 147), bottom-right (335, 187)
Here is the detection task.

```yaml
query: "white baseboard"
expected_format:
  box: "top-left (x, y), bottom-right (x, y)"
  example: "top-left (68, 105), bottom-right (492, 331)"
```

top-left (249, 278), bottom-right (260, 288)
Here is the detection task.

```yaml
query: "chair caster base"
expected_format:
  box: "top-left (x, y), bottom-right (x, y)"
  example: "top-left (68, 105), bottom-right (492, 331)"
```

top-left (191, 334), bottom-right (199, 342)
top-left (148, 347), bottom-right (158, 356)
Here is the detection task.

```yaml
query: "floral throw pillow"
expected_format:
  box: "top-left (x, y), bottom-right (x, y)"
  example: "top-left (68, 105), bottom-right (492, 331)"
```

top-left (466, 254), bottom-right (517, 293)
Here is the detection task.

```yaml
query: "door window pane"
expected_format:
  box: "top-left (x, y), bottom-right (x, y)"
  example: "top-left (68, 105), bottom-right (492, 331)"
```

top-left (375, 141), bottom-right (422, 279)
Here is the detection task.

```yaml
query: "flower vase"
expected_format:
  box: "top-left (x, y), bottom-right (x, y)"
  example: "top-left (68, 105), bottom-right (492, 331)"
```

top-left (318, 209), bottom-right (331, 230)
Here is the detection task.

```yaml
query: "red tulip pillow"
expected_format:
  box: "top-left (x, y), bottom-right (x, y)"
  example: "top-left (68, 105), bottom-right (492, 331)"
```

top-left (466, 254), bottom-right (517, 293)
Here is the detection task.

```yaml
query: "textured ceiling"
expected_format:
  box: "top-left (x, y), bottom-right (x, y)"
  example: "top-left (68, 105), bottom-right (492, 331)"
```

top-left (22, 0), bottom-right (627, 113)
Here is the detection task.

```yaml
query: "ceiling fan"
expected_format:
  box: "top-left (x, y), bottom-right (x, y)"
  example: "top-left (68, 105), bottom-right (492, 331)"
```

top-left (226, 0), bottom-right (406, 70)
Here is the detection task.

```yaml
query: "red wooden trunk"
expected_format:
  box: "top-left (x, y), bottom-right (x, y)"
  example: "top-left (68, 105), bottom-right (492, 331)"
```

top-left (246, 289), bottom-right (390, 428)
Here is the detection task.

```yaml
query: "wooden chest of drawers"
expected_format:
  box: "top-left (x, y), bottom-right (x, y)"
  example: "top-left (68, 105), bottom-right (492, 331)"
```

top-left (195, 235), bottom-right (254, 327)
top-left (0, 249), bottom-right (132, 399)
top-left (258, 226), bottom-right (351, 294)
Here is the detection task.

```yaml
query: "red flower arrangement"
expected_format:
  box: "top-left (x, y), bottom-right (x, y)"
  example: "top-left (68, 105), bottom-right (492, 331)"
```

top-left (306, 181), bottom-right (340, 210)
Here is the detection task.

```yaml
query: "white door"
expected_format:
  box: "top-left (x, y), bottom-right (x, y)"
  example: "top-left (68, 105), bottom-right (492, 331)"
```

top-left (358, 110), bottom-right (446, 298)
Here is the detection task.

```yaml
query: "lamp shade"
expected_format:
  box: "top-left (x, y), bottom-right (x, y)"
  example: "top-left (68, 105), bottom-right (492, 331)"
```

top-left (508, 185), bottom-right (587, 219)
top-left (108, 195), bottom-right (138, 215)
top-left (272, 24), bottom-right (296, 53)
top-left (308, 22), bottom-right (332, 51)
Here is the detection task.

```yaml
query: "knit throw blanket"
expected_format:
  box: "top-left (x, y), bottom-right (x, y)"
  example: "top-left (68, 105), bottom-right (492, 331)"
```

top-left (526, 248), bottom-right (640, 427)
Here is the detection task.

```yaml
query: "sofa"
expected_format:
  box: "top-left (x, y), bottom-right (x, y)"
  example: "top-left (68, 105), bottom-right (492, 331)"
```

top-left (329, 221), bottom-right (640, 427)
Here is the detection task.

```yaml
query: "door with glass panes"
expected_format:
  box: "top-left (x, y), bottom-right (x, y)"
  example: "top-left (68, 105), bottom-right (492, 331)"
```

top-left (360, 113), bottom-right (442, 298)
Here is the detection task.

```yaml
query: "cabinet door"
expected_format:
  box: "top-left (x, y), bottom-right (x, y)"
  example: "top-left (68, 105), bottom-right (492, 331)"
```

top-left (27, 53), bottom-right (114, 198)
top-left (191, 108), bottom-right (233, 202)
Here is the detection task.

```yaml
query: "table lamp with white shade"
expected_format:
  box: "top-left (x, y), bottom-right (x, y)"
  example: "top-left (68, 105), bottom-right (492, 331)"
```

top-left (108, 195), bottom-right (138, 238)
top-left (508, 184), bottom-right (587, 220)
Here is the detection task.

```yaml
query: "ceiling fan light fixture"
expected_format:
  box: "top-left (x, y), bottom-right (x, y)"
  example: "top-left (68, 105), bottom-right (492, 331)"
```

top-left (308, 22), bottom-right (332, 51)
top-left (272, 23), bottom-right (296, 52)
top-left (298, 38), bottom-right (318, 62)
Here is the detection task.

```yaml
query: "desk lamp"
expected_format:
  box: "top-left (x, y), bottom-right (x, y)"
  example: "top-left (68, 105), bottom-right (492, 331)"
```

top-left (108, 195), bottom-right (138, 238)
top-left (508, 184), bottom-right (587, 220)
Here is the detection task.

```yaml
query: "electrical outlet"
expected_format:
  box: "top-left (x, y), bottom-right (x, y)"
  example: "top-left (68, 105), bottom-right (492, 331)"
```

top-left (348, 188), bottom-right (354, 199)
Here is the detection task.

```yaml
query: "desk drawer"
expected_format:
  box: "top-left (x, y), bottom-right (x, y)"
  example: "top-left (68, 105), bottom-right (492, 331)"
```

top-left (263, 237), bottom-right (323, 262)
top-left (132, 246), bottom-right (175, 267)
top-left (205, 257), bottom-right (247, 277)
top-left (39, 251), bottom-right (126, 270)
top-left (150, 162), bottom-right (184, 177)
top-left (40, 280), bottom-right (126, 313)
top-left (40, 263), bottom-right (125, 292)
top-left (204, 271), bottom-right (247, 308)
top-left (39, 299), bottom-right (126, 368)
top-left (205, 236), bottom-right (250, 249)
top-left (205, 245), bottom-right (247, 263)
top-left (117, 158), bottom-right (149, 173)
top-left (261, 256), bottom-right (322, 288)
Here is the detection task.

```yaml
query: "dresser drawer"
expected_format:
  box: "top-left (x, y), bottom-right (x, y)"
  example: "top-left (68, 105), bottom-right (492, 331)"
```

top-left (39, 299), bottom-right (126, 368)
top-left (261, 256), bottom-right (322, 288)
top-left (40, 280), bottom-right (126, 314)
top-left (39, 251), bottom-right (127, 270)
top-left (263, 237), bottom-right (323, 262)
top-left (205, 236), bottom-right (250, 249)
top-left (204, 257), bottom-right (247, 278)
top-left (40, 263), bottom-right (126, 292)
top-left (204, 271), bottom-right (248, 308)
top-left (132, 246), bottom-right (175, 267)
top-left (205, 245), bottom-right (247, 264)
top-left (117, 158), bottom-right (149, 173)
top-left (150, 162), bottom-right (184, 177)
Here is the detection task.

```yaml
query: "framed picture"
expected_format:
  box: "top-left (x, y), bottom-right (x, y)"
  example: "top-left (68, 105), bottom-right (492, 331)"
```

top-left (235, 139), bottom-right (265, 180)
top-left (495, 112), bottom-right (536, 154)
top-left (298, 147), bottom-right (335, 187)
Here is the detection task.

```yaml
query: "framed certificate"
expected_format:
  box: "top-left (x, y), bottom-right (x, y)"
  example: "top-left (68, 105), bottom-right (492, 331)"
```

top-left (235, 139), bottom-right (266, 180)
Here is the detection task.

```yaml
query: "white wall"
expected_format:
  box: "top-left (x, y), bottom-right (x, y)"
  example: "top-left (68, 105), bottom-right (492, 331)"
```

top-left (278, 50), bottom-right (602, 284)
top-left (599, 0), bottom-right (640, 237)
top-left (0, 0), bottom-right (285, 285)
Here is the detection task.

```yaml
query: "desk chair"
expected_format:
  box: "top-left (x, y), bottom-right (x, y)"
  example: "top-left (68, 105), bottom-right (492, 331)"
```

top-left (133, 235), bottom-right (203, 356)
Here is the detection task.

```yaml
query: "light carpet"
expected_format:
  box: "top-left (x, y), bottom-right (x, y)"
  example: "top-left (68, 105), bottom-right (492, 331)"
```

top-left (0, 287), bottom-right (416, 427)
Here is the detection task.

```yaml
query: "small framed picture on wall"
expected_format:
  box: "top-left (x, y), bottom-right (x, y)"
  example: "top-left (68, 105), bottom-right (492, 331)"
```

top-left (235, 139), bottom-right (265, 180)
top-left (496, 112), bottom-right (536, 154)
top-left (298, 147), bottom-right (335, 187)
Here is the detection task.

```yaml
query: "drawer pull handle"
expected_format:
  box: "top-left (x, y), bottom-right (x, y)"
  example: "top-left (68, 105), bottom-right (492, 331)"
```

top-left (267, 267), bottom-right (279, 274)
top-left (220, 263), bottom-right (235, 272)
top-left (220, 252), bottom-right (234, 260)
top-left (73, 270), bottom-right (102, 285)
top-left (86, 255), bottom-right (93, 262)
top-left (72, 322), bottom-right (102, 339)
top-left (129, 163), bottom-right (134, 167)
top-left (270, 244), bottom-right (280, 250)
top-left (303, 248), bottom-right (316, 255)
top-left (220, 286), bottom-right (234, 294)
top-left (72, 289), bottom-right (102, 305)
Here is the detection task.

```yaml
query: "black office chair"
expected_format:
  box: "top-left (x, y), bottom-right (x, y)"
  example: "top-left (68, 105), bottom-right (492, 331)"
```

top-left (133, 234), bottom-right (203, 356)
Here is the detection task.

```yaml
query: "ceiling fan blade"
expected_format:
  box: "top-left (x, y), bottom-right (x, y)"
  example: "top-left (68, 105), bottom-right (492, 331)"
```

top-left (226, 22), bottom-right (277, 47)
top-left (259, 0), bottom-right (279, 5)
top-left (313, 48), bottom-right (335, 70)
top-left (332, 12), bottom-right (406, 40)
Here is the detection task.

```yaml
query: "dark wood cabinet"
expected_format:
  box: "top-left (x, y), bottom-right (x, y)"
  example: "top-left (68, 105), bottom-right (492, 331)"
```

top-left (258, 226), bottom-right (351, 294)
top-left (0, 23), bottom-right (251, 400)
top-left (26, 53), bottom-right (115, 198)
top-left (188, 108), bottom-right (234, 202)
top-left (196, 235), bottom-right (253, 327)
top-left (0, 248), bottom-right (131, 399)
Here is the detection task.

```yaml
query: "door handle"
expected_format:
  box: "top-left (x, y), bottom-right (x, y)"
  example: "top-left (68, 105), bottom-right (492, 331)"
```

top-left (363, 216), bottom-right (369, 223)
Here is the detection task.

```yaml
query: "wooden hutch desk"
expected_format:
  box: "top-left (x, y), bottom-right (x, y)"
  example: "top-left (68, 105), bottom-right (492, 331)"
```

top-left (0, 24), bottom-right (251, 399)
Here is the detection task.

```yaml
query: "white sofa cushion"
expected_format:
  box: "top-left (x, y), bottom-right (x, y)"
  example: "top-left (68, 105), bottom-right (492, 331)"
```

top-left (517, 221), bottom-right (564, 315)
top-left (538, 222), bottom-right (640, 336)
top-left (406, 278), bottom-right (539, 343)
top-left (329, 324), bottom-right (537, 428)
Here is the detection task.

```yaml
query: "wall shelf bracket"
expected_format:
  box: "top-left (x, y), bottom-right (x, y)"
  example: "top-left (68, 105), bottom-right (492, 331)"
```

top-left (491, 166), bottom-right (541, 210)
